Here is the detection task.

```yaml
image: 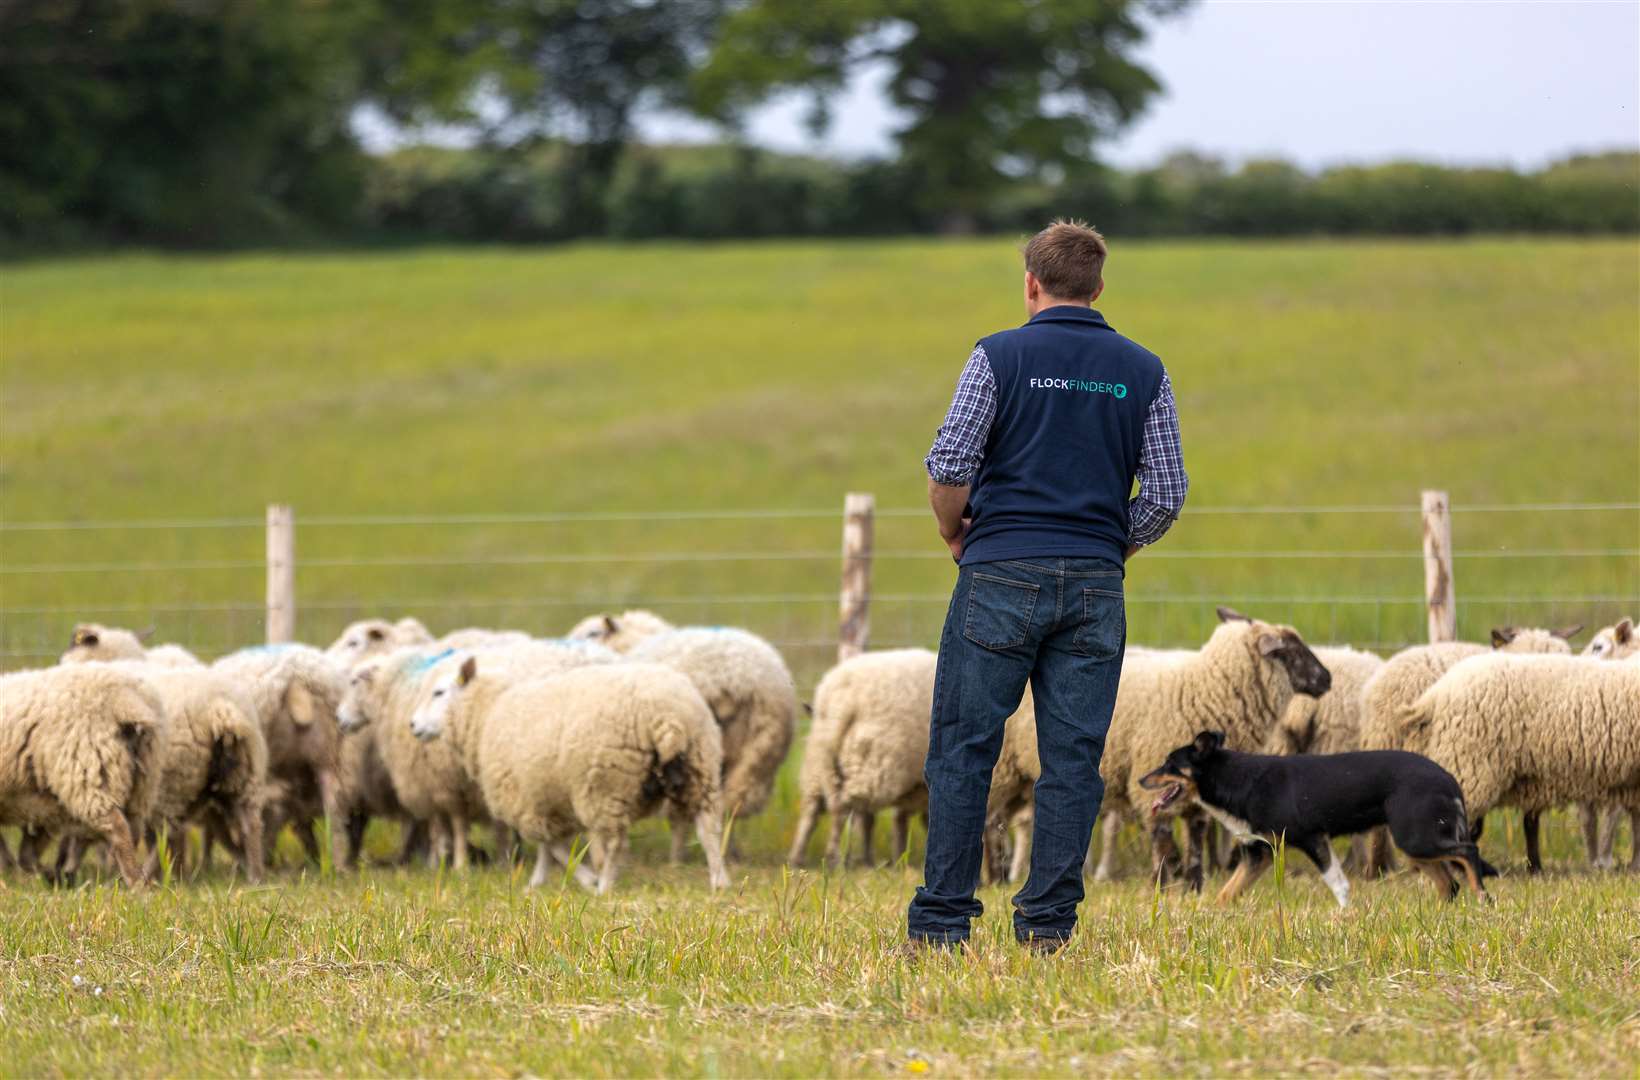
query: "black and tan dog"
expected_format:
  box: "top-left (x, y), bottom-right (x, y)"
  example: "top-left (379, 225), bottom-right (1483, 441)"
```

top-left (1139, 731), bottom-right (1497, 907)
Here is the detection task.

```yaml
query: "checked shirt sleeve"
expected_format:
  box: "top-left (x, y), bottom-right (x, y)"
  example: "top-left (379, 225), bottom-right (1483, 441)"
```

top-left (924, 345), bottom-right (996, 486)
top-left (1128, 370), bottom-right (1188, 547)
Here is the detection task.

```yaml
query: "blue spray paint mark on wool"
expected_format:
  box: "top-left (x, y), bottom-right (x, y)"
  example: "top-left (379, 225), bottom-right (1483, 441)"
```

top-left (404, 648), bottom-right (456, 678)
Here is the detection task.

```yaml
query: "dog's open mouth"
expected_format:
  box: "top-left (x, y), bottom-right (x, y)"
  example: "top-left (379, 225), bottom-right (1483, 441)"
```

top-left (1150, 782), bottom-right (1185, 817)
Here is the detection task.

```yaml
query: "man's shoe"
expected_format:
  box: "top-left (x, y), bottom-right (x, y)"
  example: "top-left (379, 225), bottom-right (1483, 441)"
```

top-left (1017, 933), bottom-right (1069, 955)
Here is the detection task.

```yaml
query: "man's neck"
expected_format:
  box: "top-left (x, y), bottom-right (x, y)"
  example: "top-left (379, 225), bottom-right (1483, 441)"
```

top-left (1028, 296), bottom-right (1091, 317)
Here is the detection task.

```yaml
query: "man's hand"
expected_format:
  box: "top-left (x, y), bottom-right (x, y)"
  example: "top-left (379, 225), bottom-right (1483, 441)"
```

top-left (1124, 543), bottom-right (1142, 561)
top-left (928, 477), bottom-right (972, 564)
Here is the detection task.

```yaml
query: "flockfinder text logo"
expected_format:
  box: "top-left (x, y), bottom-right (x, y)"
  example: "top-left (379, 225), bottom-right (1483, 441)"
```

top-left (1027, 377), bottom-right (1127, 399)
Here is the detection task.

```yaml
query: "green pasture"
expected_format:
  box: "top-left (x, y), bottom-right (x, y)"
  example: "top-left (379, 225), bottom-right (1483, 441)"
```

top-left (1, 805), bottom-right (1637, 1077)
top-left (3, 237), bottom-right (1635, 682)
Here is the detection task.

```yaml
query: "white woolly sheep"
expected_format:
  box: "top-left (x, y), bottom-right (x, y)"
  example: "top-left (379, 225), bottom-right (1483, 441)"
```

top-left (1404, 653), bottom-right (1640, 871)
top-left (325, 617), bottom-right (435, 669)
top-left (1579, 618), bottom-right (1638, 869)
top-left (0, 664), bottom-right (168, 887)
top-left (61, 622), bottom-right (201, 668)
top-left (212, 645), bottom-right (349, 868)
top-left (1356, 625), bottom-right (1576, 874)
top-left (626, 627), bottom-right (797, 855)
top-left (411, 657), bottom-right (729, 893)
top-left (788, 649), bottom-right (936, 869)
top-left (104, 662), bottom-right (269, 883)
top-left (1091, 609), bottom-right (1332, 889)
top-left (436, 628), bottom-right (532, 651)
top-left (567, 609), bottom-right (676, 654)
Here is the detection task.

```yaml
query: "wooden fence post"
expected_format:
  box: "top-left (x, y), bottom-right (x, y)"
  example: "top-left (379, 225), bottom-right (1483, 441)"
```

top-left (266, 504), bottom-right (296, 644)
top-left (838, 492), bottom-right (875, 663)
top-left (1421, 490), bottom-right (1455, 643)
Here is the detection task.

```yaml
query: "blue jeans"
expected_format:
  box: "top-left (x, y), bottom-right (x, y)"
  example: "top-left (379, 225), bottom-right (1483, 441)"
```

top-left (906, 557), bottom-right (1126, 945)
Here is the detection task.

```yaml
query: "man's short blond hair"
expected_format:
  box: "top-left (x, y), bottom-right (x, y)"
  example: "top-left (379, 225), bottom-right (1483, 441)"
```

top-left (1023, 219), bottom-right (1107, 300)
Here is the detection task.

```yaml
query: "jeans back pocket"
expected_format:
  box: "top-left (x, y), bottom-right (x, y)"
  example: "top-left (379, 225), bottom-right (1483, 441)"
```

top-left (1072, 585), bottom-right (1126, 660)
top-left (963, 572), bottom-right (1041, 651)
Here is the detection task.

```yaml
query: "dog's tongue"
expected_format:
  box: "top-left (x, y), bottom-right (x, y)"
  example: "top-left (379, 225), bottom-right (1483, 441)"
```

top-left (1149, 784), bottom-right (1181, 818)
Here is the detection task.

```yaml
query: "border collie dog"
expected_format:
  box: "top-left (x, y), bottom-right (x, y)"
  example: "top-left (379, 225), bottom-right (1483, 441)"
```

top-left (1139, 731), bottom-right (1497, 907)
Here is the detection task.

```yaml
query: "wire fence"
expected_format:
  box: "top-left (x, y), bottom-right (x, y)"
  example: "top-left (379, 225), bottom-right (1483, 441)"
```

top-left (2, 498), bottom-right (1636, 686)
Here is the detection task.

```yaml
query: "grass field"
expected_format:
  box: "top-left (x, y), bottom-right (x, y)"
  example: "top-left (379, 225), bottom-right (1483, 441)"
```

top-left (2, 238), bottom-right (1637, 679)
top-left (1, 815), bottom-right (1637, 1077)
top-left (2, 237), bottom-right (1638, 1075)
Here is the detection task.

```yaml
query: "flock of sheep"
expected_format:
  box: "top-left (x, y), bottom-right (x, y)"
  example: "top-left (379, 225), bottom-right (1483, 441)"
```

top-left (0, 606), bottom-right (1635, 894)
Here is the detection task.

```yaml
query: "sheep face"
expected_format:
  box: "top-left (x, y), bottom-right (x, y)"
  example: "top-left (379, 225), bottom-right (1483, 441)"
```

top-left (1584, 618), bottom-right (1636, 660)
top-left (410, 656), bottom-right (477, 741)
top-left (327, 620), bottom-right (397, 669)
top-left (337, 662), bottom-right (383, 734)
top-left (1216, 607), bottom-right (1332, 697)
top-left (60, 622), bottom-right (148, 664)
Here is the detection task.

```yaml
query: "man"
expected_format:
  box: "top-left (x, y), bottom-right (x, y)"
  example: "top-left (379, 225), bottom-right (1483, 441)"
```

top-left (906, 219), bottom-right (1187, 952)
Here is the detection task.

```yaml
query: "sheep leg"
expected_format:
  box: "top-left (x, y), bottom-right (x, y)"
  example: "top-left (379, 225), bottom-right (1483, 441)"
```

top-left (450, 813), bottom-right (470, 871)
top-left (853, 810), bottom-right (875, 867)
top-left (295, 816), bottom-right (322, 865)
top-left (0, 832), bottom-right (12, 872)
top-left (1183, 814), bottom-right (1211, 893)
top-left (1007, 814), bottom-right (1031, 884)
top-left (98, 812), bottom-right (147, 889)
top-left (554, 838), bottom-right (599, 890)
top-left (1092, 809), bottom-right (1122, 882)
top-left (1627, 810), bottom-right (1640, 872)
top-left (1577, 804), bottom-right (1603, 867)
top-left (589, 830), bottom-right (627, 895)
top-left (1522, 811), bottom-right (1543, 874)
top-left (891, 809), bottom-right (912, 866)
top-left (1149, 820), bottom-right (1182, 886)
top-left (667, 814), bottom-right (690, 865)
top-left (427, 817), bottom-right (452, 869)
top-left (787, 793), bottom-right (822, 868)
top-left (396, 819), bottom-right (428, 866)
top-left (528, 842), bottom-right (554, 888)
top-left (317, 768), bottom-right (348, 870)
top-left (823, 806), bottom-right (848, 869)
top-left (236, 802), bottom-right (265, 885)
top-left (1595, 805), bottom-right (1621, 871)
top-left (55, 835), bottom-right (86, 887)
top-left (342, 814), bottom-right (368, 869)
top-left (492, 822), bottom-right (519, 865)
top-left (15, 827), bottom-right (46, 875)
top-left (694, 811), bottom-right (731, 890)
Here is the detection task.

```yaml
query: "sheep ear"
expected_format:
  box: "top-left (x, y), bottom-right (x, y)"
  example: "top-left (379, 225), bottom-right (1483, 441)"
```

top-left (367, 627), bottom-right (386, 642)
top-left (1256, 632), bottom-right (1285, 657)
top-left (1490, 627), bottom-right (1517, 648)
top-left (1616, 618), bottom-right (1635, 645)
top-left (1217, 606), bottom-right (1250, 624)
top-left (71, 627), bottom-right (97, 647)
top-left (602, 615), bottom-right (618, 635)
top-left (1552, 624), bottom-right (1583, 641)
top-left (286, 681), bottom-right (318, 727)
top-left (135, 625), bottom-right (157, 643)
top-left (801, 701), bottom-right (814, 717)
top-left (458, 656), bottom-right (477, 686)
top-left (1193, 730), bottom-right (1224, 754)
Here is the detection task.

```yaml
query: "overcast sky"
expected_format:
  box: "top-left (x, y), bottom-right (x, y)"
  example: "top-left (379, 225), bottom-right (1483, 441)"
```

top-left (641, 0), bottom-right (1640, 169)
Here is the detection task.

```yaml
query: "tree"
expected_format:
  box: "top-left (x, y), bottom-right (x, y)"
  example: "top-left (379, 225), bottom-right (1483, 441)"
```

top-left (363, 0), bottom-right (730, 236)
top-left (695, 0), bottom-right (1193, 230)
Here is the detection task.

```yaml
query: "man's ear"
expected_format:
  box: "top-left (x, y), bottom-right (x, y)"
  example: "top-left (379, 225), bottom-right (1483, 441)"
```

top-left (1024, 270), bottom-right (1040, 301)
top-left (1491, 626), bottom-right (1518, 648)
top-left (1090, 277), bottom-right (1105, 304)
top-left (1217, 606), bottom-right (1251, 624)
top-left (458, 656), bottom-right (477, 686)
top-left (1193, 730), bottom-right (1225, 755)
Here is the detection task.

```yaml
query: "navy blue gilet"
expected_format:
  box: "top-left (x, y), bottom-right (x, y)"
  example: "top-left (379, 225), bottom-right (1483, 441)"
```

top-left (960, 305), bottom-right (1164, 568)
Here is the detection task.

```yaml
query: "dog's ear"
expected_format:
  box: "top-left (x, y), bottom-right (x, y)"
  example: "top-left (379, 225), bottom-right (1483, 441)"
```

top-left (1552, 623), bottom-right (1583, 642)
top-left (1192, 731), bottom-right (1225, 755)
top-left (1216, 606), bottom-right (1251, 624)
top-left (1490, 626), bottom-right (1517, 648)
top-left (1616, 618), bottom-right (1635, 646)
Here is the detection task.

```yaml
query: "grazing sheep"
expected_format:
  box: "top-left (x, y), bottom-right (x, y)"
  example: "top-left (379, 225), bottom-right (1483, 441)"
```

top-left (325, 617), bottom-right (434, 669)
top-left (567, 609), bottom-right (675, 654)
top-left (60, 623), bottom-right (201, 668)
top-left (1579, 618), bottom-right (1638, 869)
top-left (1404, 653), bottom-right (1640, 872)
top-left (0, 665), bottom-right (168, 887)
top-left (411, 658), bottom-right (730, 893)
top-left (625, 627), bottom-right (797, 858)
top-left (788, 649), bottom-right (936, 869)
top-left (1356, 625), bottom-right (1577, 874)
top-left (213, 645), bottom-right (349, 868)
top-left (106, 662), bottom-right (268, 883)
top-left (1092, 609), bottom-right (1332, 889)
